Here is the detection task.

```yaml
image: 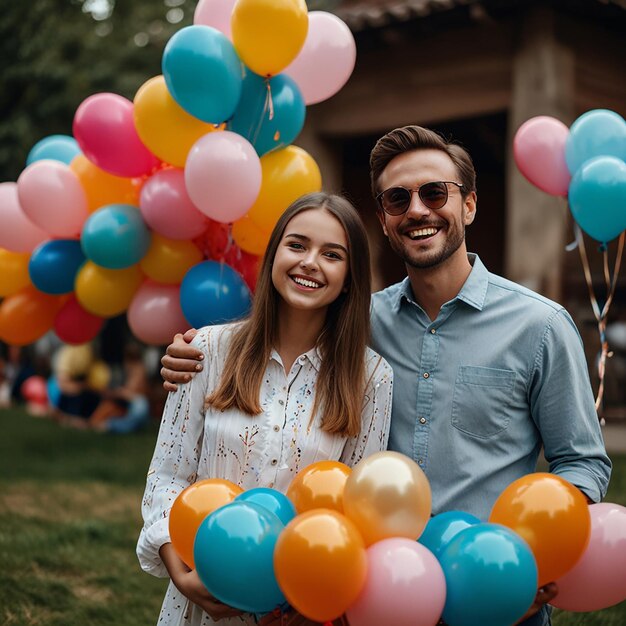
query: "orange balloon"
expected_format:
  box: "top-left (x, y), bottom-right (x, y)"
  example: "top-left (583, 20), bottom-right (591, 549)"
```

top-left (274, 509), bottom-right (367, 622)
top-left (287, 461), bottom-right (352, 514)
top-left (0, 248), bottom-right (31, 296)
top-left (489, 472), bottom-right (591, 586)
top-left (169, 478), bottom-right (243, 569)
top-left (140, 234), bottom-right (203, 285)
top-left (232, 215), bottom-right (271, 256)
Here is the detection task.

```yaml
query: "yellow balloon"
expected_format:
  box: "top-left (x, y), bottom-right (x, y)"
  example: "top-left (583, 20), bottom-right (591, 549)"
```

top-left (134, 76), bottom-right (221, 168)
top-left (232, 0), bottom-right (308, 76)
top-left (87, 360), bottom-right (112, 391)
top-left (232, 216), bottom-right (271, 256)
top-left (247, 146), bottom-right (321, 233)
top-left (0, 249), bottom-right (31, 296)
top-left (75, 262), bottom-right (143, 318)
top-left (140, 234), bottom-right (203, 284)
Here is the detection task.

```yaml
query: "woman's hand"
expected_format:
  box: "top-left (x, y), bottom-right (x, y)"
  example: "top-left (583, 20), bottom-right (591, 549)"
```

top-left (160, 329), bottom-right (202, 391)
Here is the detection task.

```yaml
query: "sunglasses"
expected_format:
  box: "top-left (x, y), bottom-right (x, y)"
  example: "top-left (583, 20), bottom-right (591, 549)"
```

top-left (376, 181), bottom-right (465, 216)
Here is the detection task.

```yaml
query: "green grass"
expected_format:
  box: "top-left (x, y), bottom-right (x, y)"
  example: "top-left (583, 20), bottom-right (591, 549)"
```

top-left (0, 407), bottom-right (624, 625)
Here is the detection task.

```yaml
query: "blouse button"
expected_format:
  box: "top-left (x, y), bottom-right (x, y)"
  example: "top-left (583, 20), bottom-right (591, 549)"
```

top-left (273, 425), bottom-right (280, 432)
top-left (279, 399), bottom-right (285, 406)
top-left (271, 459), bottom-right (278, 466)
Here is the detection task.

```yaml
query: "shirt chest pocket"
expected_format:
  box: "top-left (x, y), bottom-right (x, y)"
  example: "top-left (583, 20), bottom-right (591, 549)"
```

top-left (451, 366), bottom-right (516, 439)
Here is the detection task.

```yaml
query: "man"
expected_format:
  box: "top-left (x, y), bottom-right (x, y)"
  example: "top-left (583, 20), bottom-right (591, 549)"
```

top-left (160, 125), bottom-right (611, 625)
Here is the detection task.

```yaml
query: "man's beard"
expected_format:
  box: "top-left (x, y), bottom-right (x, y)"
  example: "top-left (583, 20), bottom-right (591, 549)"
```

top-left (389, 224), bottom-right (466, 269)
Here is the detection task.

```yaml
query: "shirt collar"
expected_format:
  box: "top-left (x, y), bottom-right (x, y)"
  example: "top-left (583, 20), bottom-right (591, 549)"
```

top-left (269, 346), bottom-right (322, 372)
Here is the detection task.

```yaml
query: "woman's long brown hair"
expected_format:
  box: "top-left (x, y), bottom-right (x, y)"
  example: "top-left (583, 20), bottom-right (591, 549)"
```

top-left (207, 192), bottom-right (372, 437)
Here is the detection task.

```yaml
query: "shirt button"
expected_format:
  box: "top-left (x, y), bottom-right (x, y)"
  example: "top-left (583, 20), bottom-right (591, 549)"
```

top-left (278, 399), bottom-right (285, 406)
top-left (271, 459), bottom-right (278, 466)
top-left (418, 459), bottom-right (424, 466)
top-left (423, 372), bottom-right (430, 379)
top-left (273, 425), bottom-right (280, 432)
top-left (430, 328), bottom-right (437, 334)
top-left (419, 417), bottom-right (426, 424)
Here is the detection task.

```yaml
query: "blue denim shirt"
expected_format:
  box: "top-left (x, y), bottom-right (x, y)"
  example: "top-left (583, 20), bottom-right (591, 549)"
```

top-left (370, 254), bottom-right (611, 520)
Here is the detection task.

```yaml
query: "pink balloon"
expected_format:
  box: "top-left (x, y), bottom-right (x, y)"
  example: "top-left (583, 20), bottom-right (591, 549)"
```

top-left (194, 0), bottom-right (236, 39)
top-left (346, 538), bottom-right (446, 626)
top-left (73, 93), bottom-right (160, 178)
top-left (54, 296), bottom-right (105, 345)
top-left (284, 12), bottom-right (356, 105)
top-left (17, 160), bottom-right (88, 237)
top-left (552, 502), bottom-right (626, 612)
top-left (185, 131), bottom-right (261, 223)
top-left (140, 168), bottom-right (208, 240)
top-left (0, 183), bottom-right (48, 252)
top-left (513, 116), bottom-right (571, 196)
top-left (127, 282), bottom-right (189, 345)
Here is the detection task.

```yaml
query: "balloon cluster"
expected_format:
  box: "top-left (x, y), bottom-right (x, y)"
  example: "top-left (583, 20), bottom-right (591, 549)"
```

top-left (0, 0), bottom-right (357, 347)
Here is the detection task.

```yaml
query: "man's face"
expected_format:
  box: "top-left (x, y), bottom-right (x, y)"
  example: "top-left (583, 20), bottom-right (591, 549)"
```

top-left (376, 149), bottom-right (476, 270)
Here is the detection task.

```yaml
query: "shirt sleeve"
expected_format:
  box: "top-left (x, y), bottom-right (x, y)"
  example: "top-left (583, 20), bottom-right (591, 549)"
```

top-left (136, 331), bottom-right (211, 577)
top-left (529, 309), bottom-right (612, 502)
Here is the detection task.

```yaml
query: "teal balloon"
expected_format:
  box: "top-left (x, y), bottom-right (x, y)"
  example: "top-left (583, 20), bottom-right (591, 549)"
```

top-left (418, 511), bottom-right (480, 558)
top-left (162, 25), bottom-right (242, 123)
top-left (568, 156), bottom-right (626, 243)
top-left (27, 135), bottom-right (81, 166)
top-left (565, 109), bottom-right (626, 175)
top-left (236, 488), bottom-right (296, 526)
top-left (81, 204), bottom-right (151, 269)
top-left (229, 71), bottom-right (305, 156)
top-left (29, 239), bottom-right (86, 294)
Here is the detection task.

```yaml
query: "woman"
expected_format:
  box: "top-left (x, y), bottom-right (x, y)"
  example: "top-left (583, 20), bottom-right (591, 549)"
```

top-left (137, 193), bottom-right (393, 626)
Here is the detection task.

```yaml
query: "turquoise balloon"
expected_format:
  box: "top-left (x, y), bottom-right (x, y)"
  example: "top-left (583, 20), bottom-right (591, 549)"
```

top-left (229, 71), bottom-right (305, 156)
top-left (236, 488), bottom-right (297, 526)
top-left (29, 239), bottom-right (86, 294)
top-left (162, 25), bottom-right (242, 123)
top-left (81, 204), bottom-right (151, 269)
top-left (26, 135), bottom-right (81, 166)
top-left (418, 511), bottom-right (480, 558)
top-left (568, 156), bottom-right (626, 243)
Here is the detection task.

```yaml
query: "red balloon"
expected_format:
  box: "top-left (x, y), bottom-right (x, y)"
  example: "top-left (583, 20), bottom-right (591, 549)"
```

top-left (21, 375), bottom-right (48, 403)
top-left (225, 247), bottom-right (261, 293)
top-left (54, 296), bottom-right (105, 344)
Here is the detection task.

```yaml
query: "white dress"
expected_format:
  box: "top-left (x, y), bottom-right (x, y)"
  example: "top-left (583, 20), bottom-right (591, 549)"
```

top-left (137, 324), bottom-right (394, 626)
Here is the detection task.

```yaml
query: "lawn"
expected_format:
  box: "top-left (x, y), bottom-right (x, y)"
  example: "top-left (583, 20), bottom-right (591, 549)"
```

top-left (0, 407), bottom-right (624, 625)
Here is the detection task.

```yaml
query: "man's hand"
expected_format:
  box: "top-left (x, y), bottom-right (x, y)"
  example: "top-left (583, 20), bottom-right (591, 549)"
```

top-left (160, 329), bottom-right (202, 392)
top-left (516, 583), bottom-right (558, 624)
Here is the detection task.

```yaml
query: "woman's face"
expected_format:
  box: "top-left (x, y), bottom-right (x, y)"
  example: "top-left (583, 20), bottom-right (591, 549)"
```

top-left (271, 208), bottom-right (349, 315)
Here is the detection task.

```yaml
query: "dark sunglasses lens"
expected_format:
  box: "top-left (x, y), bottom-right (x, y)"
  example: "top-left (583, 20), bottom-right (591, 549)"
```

top-left (381, 187), bottom-right (411, 214)
top-left (419, 182), bottom-right (448, 209)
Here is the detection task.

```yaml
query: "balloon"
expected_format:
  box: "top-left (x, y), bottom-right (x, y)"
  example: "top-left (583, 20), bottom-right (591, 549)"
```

top-left (229, 71), bottom-right (305, 156)
top-left (47, 376), bottom-right (61, 408)
top-left (232, 215), bottom-right (271, 256)
top-left (27, 135), bottom-right (80, 166)
top-left (194, 0), bottom-right (237, 38)
top-left (21, 375), bottom-right (48, 404)
top-left (70, 154), bottom-right (139, 214)
top-left (73, 93), bottom-right (160, 177)
top-left (489, 472), bottom-right (591, 586)
top-left (552, 503), bottom-right (626, 612)
top-left (134, 75), bottom-right (220, 168)
top-left (180, 260), bottom-right (251, 328)
top-left (0, 183), bottom-right (48, 253)
top-left (231, 0), bottom-right (308, 77)
top-left (194, 220), bottom-right (231, 259)
top-left (568, 155), bottom-right (626, 243)
top-left (418, 510), bottom-right (481, 559)
top-left (513, 116), bottom-right (571, 196)
top-left (75, 262), bottom-right (142, 318)
top-left (247, 146), bottom-right (321, 232)
top-left (54, 296), bottom-right (105, 345)
top-left (0, 249), bottom-right (31, 297)
top-left (287, 460), bottom-right (352, 514)
top-left (236, 487), bottom-right (296, 525)
top-left (284, 11), bottom-right (356, 105)
top-left (565, 109), bottom-right (626, 175)
top-left (162, 25), bottom-right (242, 124)
top-left (87, 361), bottom-right (111, 391)
top-left (140, 168), bottom-right (208, 240)
top-left (346, 538), bottom-right (446, 626)
top-left (127, 282), bottom-right (189, 345)
top-left (139, 235), bottom-right (202, 285)
top-left (169, 478), bottom-right (243, 569)
top-left (17, 160), bottom-right (88, 237)
top-left (274, 509), bottom-right (367, 622)
top-left (343, 451), bottom-right (432, 546)
top-left (194, 501), bottom-right (286, 613)
top-left (81, 204), bottom-right (151, 269)
top-left (29, 240), bottom-right (86, 294)
top-left (439, 523), bottom-right (538, 626)
top-left (225, 247), bottom-right (261, 293)
top-left (185, 131), bottom-right (262, 223)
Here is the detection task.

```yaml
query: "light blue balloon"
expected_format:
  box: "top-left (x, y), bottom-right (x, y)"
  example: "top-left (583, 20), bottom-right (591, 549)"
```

top-left (568, 155), bottom-right (626, 243)
top-left (565, 109), bottom-right (626, 175)
top-left (439, 523), bottom-right (538, 626)
top-left (229, 71), bottom-right (306, 156)
top-left (162, 25), bottom-right (243, 123)
top-left (193, 501), bottom-right (286, 613)
top-left (180, 261), bottom-right (251, 328)
top-left (46, 376), bottom-right (61, 408)
top-left (29, 239), bottom-right (86, 294)
top-left (26, 135), bottom-right (81, 166)
top-left (236, 488), bottom-right (297, 526)
top-left (81, 204), bottom-right (151, 269)
top-left (418, 510), bottom-right (481, 558)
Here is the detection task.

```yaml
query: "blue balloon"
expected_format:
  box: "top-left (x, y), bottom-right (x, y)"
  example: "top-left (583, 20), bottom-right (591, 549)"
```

top-left (439, 523), bottom-right (538, 626)
top-left (46, 376), bottom-right (61, 408)
top-left (29, 239), bottom-right (86, 294)
top-left (418, 511), bottom-right (481, 558)
top-left (229, 71), bottom-right (306, 156)
top-left (568, 155), bottom-right (626, 243)
top-left (81, 204), bottom-right (151, 269)
top-left (26, 135), bottom-right (81, 166)
top-left (180, 261), bottom-right (251, 328)
top-left (163, 25), bottom-right (243, 123)
top-left (565, 109), bottom-right (626, 175)
top-left (193, 501), bottom-right (286, 613)
top-left (236, 488), bottom-right (297, 526)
